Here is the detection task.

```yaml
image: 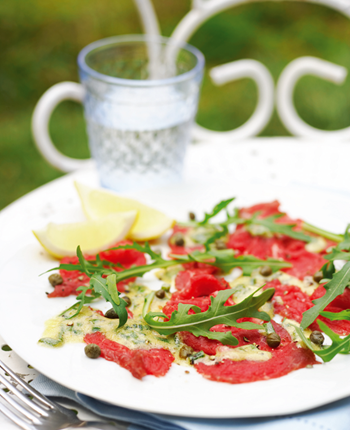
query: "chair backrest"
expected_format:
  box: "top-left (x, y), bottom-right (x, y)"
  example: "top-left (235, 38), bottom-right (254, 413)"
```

top-left (135, 0), bottom-right (350, 141)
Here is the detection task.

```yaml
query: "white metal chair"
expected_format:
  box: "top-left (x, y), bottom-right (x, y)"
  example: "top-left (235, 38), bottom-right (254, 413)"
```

top-left (32, 0), bottom-right (350, 173)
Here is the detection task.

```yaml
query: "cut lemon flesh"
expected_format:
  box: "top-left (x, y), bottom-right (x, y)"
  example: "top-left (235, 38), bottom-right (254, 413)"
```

top-left (33, 211), bottom-right (137, 258)
top-left (75, 182), bottom-right (174, 241)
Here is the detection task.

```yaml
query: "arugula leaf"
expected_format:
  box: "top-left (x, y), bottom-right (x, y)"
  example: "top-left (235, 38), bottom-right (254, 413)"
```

top-left (111, 244), bottom-right (291, 279)
top-left (223, 212), bottom-right (312, 243)
top-left (177, 249), bottom-right (292, 275)
top-left (324, 224), bottom-right (350, 261)
top-left (246, 214), bottom-right (312, 243)
top-left (214, 253), bottom-right (291, 276)
top-left (181, 199), bottom-right (314, 247)
top-left (325, 251), bottom-right (350, 262)
top-left (296, 321), bottom-right (350, 362)
top-left (300, 261), bottom-right (350, 329)
top-left (107, 274), bottom-right (121, 306)
top-left (143, 287), bottom-right (274, 346)
top-left (317, 224), bottom-right (350, 279)
top-left (62, 286), bottom-right (101, 320)
top-left (198, 198), bottom-right (235, 225)
top-left (44, 252), bottom-right (117, 278)
top-left (320, 309), bottom-right (350, 321)
top-left (299, 224), bottom-right (350, 331)
top-left (339, 224), bottom-right (350, 250)
top-left (203, 225), bottom-right (229, 251)
top-left (77, 246), bottom-right (91, 275)
top-left (321, 261), bottom-right (336, 280)
top-left (302, 221), bottom-right (344, 244)
top-left (90, 274), bottom-right (128, 328)
top-left (110, 241), bottom-right (164, 262)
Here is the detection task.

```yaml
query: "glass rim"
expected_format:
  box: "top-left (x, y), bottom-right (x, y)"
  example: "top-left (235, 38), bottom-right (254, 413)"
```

top-left (77, 34), bottom-right (205, 87)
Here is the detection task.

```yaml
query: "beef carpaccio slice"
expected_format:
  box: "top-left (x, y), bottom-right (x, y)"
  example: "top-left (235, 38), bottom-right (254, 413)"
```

top-left (84, 332), bottom-right (174, 380)
top-left (48, 240), bottom-right (146, 297)
top-left (227, 201), bottom-right (334, 280)
top-left (182, 322), bottom-right (317, 384)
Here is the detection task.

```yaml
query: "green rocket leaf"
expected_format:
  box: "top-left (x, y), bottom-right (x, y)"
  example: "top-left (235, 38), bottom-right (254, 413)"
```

top-left (301, 261), bottom-right (350, 329)
top-left (320, 309), bottom-right (350, 321)
top-left (246, 213), bottom-right (312, 243)
top-left (296, 321), bottom-right (350, 362)
top-left (143, 287), bottom-right (274, 346)
top-left (198, 198), bottom-right (235, 225)
top-left (90, 274), bottom-right (128, 328)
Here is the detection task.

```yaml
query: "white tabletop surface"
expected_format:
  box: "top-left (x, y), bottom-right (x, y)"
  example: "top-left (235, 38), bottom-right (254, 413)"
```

top-left (1, 137), bottom-right (350, 428)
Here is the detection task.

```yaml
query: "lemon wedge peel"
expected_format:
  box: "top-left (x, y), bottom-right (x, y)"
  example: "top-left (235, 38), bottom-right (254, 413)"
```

top-left (32, 211), bottom-right (137, 259)
top-left (74, 182), bottom-right (174, 241)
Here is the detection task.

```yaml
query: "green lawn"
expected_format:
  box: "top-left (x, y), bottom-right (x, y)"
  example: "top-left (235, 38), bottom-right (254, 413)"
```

top-left (1, 0), bottom-right (349, 209)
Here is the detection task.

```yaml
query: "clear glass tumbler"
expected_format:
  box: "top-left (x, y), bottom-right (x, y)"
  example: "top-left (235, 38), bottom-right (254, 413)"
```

top-left (77, 35), bottom-right (204, 191)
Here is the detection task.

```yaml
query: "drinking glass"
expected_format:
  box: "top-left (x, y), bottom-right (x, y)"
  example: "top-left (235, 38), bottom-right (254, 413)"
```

top-left (32, 35), bottom-right (205, 191)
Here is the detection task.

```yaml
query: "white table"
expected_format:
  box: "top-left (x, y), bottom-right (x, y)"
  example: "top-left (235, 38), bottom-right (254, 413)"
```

top-left (1, 137), bottom-right (350, 428)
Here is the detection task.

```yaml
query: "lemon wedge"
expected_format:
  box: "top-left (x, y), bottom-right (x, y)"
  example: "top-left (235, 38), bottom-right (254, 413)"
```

top-left (75, 182), bottom-right (174, 241)
top-left (33, 211), bottom-right (137, 258)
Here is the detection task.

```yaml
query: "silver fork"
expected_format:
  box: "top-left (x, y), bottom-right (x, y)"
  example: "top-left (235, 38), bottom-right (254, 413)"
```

top-left (0, 360), bottom-right (129, 430)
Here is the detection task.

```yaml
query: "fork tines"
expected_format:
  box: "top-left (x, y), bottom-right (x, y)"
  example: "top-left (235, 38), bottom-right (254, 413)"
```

top-left (0, 359), bottom-right (54, 430)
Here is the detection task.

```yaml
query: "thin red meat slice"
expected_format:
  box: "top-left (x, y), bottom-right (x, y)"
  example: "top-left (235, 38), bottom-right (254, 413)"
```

top-left (175, 264), bottom-right (219, 293)
top-left (228, 201), bottom-right (332, 280)
top-left (172, 272), bottom-right (230, 300)
top-left (227, 226), bottom-right (326, 281)
top-left (282, 250), bottom-right (326, 280)
top-left (48, 255), bottom-right (92, 298)
top-left (48, 240), bottom-right (146, 298)
top-left (195, 343), bottom-right (316, 384)
top-left (239, 200), bottom-right (281, 219)
top-left (262, 279), bottom-right (313, 323)
top-left (99, 240), bottom-right (146, 267)
top-left (84, 332), bottom-right (174, 379)
top-left (190, 321), bottom-right (317, 384)
top-left (172, 270), bottom-right (230, 300)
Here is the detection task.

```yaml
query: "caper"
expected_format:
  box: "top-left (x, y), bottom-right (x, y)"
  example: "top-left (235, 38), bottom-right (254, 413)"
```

top-left (215, 240), bottom-right (227, 250)
top-left (179, 345), bottom-right (193, 359)
top-left (313, 271), bottom-right (324, 283)
top-left (310, 330), bottom-right (324, 346)
top-left (155, 289), bottom-right (166, 299)
top-left (84, 344), bottom-right (101, 359)
top-left (104, 309), bottom-right (119, 319)
top-left (172, 233), bottom-right (185, 247)
top-left (48, 273), bottom-right (63, 287)
top-left (122, 296), bottom-right (132, 307)
top-left (266, 333), bottom-right (281, 348)
top-left (260, 266), bottom-right (272, 277)
top-left (189, 212), bottom-right (196, 221)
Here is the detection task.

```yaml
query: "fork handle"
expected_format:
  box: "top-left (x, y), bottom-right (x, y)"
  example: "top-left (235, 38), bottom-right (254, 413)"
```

top-left (65, 421), bottom-right (130, 430)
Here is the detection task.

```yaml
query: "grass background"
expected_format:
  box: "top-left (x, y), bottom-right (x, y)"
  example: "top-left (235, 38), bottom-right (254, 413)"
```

top-left (1, 0), bottom-right (349, 210)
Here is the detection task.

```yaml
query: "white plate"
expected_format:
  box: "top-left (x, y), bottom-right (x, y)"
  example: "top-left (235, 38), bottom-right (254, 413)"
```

top-left (1, 178), bottom-right (350, 418)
